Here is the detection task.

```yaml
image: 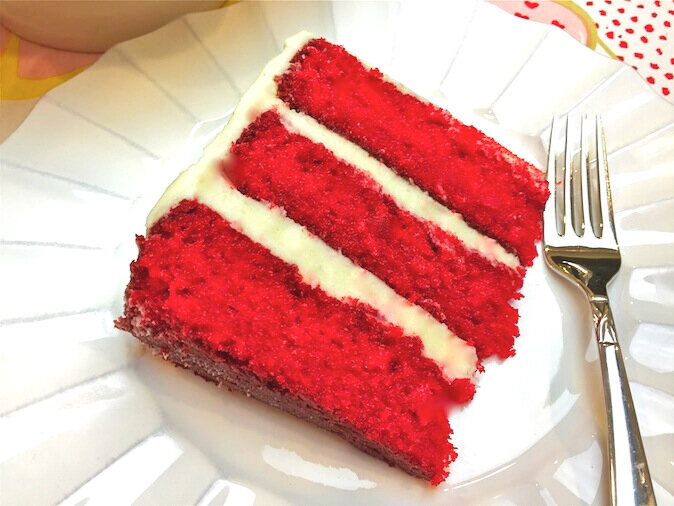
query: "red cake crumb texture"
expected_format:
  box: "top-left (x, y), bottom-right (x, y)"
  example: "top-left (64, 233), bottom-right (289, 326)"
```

top-left (118, 201), bottom-right (475, 483)
top-left (277, 38), bottom-right (549, 266)
top-left (226, 110), bottom-right (524, 359)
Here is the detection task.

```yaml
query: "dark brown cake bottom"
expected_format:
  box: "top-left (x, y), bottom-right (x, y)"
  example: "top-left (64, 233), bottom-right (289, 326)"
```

top-left (121, 320), bottom-right (433, 481)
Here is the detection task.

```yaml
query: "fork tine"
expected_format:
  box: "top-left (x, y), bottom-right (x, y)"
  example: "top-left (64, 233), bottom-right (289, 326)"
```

top-left (579, 114), bottom-right (592, 237)
top-left (544, 116), bottom-right (560, 242)
top-left (595, 115), bottom-right (618, 244)
top-left (563, 116), bottom-right (573, 236)
top-left (570, 116), bottom-right (585, 237)
top-left (586, 116), bottom-right (602, 238)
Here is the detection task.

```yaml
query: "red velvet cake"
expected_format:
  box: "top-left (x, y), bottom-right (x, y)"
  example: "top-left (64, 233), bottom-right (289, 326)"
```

top-left (116, 32), bottom-right (548, 484)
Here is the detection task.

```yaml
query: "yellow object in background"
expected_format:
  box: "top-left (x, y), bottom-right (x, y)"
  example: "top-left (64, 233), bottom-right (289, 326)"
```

top-left (0, 1), bottom-right (224, 140)
top-left (0, 31), bottom-right (91, 101)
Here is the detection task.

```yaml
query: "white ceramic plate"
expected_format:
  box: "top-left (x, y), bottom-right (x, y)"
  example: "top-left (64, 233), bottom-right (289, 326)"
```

top-left (1, 2), bottom-right (673, 504)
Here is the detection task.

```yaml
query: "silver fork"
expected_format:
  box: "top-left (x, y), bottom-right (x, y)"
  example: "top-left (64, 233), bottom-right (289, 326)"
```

top-left (544, 115), bottom-right (656, 506)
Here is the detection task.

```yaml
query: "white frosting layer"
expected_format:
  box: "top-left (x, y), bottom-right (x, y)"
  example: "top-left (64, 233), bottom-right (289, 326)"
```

top-left (277, 105), bottom-right (520, 268)
top-left (148, 31), bottom-right (482, 381)
top-left (154, 164), bottom-right (477, 380)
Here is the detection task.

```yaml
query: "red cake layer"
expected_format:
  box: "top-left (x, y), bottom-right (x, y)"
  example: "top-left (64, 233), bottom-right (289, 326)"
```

top-left (226, 111), bottom-right (524, 359)
top-left (116, 200), bottom-right (476, 483)
top-left (277, 38), bottom-right (549, 265)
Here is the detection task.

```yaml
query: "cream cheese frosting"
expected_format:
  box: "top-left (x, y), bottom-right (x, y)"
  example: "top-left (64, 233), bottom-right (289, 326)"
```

top-left (154, 164), bottom-right (478, 380)
top-left (277, 105), bottom-right (520, 269)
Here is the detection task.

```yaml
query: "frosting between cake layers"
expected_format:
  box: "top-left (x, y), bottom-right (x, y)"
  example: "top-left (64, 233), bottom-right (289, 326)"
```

top-left (276, 105), bottom-right (520, 269)
top-left (164, 164), bottom-right (477, 380)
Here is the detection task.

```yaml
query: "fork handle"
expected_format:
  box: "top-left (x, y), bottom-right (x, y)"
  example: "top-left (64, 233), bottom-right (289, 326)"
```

top-left (591, 298), bottom-right (656, 506)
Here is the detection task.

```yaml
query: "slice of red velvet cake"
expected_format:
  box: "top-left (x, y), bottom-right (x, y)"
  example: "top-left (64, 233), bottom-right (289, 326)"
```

top-left (116, 31), bottom-right (548, 484)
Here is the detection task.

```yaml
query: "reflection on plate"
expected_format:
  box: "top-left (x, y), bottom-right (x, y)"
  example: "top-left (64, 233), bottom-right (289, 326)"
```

top-left (1, 1), bottom-right (673, 504)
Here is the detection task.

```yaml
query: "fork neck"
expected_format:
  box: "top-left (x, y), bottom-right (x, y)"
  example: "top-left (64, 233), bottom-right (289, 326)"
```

top-left (589, 297), bottom-right (619, 346)
top-left (591, 293), bottom-right (609, 304)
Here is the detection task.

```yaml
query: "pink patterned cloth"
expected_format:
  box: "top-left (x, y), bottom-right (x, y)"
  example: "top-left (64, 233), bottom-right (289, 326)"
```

top-left (583, 0), bottom-right (672, 97)
top-left (490, 0), bottom-right (672, 100)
